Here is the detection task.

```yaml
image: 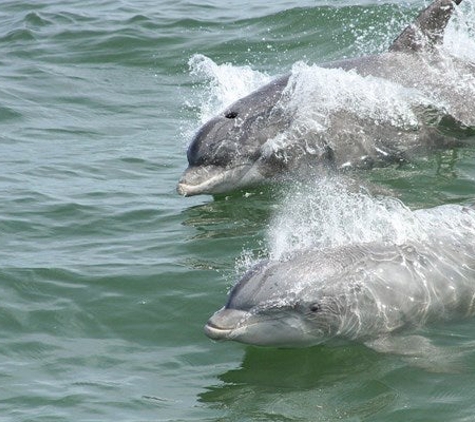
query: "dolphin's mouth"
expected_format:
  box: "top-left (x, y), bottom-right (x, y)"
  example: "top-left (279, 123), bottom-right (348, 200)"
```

top-left (177, 162), bottom-right (256, 196)
top-left (204, 308), bottom-right (250, 341)
top-left (177, 165), bottom-right (229, 196)
top-left (203, 321), bottom-right (233, 341)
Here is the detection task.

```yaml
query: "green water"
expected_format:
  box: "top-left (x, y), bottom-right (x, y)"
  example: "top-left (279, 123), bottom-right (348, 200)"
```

top-left (2, 0), bottom-right (475, 420)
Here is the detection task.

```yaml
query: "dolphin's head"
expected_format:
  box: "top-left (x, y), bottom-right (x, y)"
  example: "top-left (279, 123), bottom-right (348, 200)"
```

top-left (204, 258), bottom-right (343, 347)
top-left (177, 76), bottom-right (291, 196)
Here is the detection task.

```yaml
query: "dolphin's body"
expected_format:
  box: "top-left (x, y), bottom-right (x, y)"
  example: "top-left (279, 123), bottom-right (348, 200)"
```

top-left (178, 0), bottom-right (474, 196)
top-left (205, 204), bottom-right (475, 348)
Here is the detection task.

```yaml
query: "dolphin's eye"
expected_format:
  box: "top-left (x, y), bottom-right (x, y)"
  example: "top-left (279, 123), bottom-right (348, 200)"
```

top-left (310, 303), bottom-right (322, 313)
top-left (224, 111), bottom-right (238, 119)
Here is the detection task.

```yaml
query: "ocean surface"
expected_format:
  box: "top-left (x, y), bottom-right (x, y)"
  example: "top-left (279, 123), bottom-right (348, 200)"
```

top-left (2, 0), bottom-right (475, 420)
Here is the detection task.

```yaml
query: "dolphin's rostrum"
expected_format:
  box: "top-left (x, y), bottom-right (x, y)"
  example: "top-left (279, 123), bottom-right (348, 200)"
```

top-left (178, 0), bottom-right (474, 196)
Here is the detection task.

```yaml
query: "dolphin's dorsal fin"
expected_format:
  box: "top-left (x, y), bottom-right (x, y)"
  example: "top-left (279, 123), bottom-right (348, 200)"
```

top-left (389, 0), bottom-right (462, 53)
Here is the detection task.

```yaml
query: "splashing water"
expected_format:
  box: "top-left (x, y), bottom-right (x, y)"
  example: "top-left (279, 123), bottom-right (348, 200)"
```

top-left (187, 54), bottom-right (272, 122)
top-left (268, 178), bottom-right (417, 260)
top-left (266, 178), bottom-right (475, 262)
top-left (281, 62), bottom-right (429, 133)
top-left (351, 5), bottom-right (414, 55)
top-left (444, 0), bottom-right (475, 62)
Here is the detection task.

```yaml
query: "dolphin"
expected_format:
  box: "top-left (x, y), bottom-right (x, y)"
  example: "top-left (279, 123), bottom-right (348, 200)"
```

top-left (178, 0), bottom-right (474, 196)
top-left (205, 204), bottom-right (475, 348)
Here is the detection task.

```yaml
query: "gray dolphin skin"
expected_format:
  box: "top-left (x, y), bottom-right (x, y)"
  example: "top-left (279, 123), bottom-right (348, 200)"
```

top-left (178, 0), bottom-right (474, 196)
top-left (205, 205), bottom-right (475, 348)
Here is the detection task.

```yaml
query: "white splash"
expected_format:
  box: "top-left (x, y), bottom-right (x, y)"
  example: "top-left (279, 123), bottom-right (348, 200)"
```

top-left (444, 0), bottom-right (475, 62)
top-left (352, 6), bottom-right (412, 55)
top-left (281, 62), bottom-right (430, 133)
top-left (188, 54), bottom-right (272, 123)
top-left (267, 177), bottom-right (475, 261)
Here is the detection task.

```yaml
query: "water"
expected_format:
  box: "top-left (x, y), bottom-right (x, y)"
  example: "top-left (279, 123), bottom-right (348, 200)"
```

top-left (1, 0), bottom-right (475, 420)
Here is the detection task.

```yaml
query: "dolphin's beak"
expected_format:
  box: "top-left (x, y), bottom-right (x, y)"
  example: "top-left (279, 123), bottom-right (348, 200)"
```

top-left (204, 308), bottom-right (248, 341)
top-left (177, 165), bottom-right (227, 197)
top-left (177, 162), bottom-right (255, 196)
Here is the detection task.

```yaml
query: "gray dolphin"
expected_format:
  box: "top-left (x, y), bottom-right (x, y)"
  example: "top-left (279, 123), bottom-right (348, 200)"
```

top-left (178, 0), bottom-right (474, 196)
top-left (205, 204), bottom-right (475, 348)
